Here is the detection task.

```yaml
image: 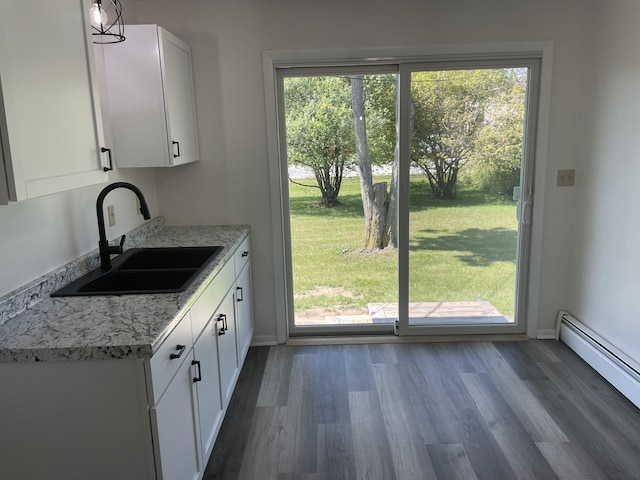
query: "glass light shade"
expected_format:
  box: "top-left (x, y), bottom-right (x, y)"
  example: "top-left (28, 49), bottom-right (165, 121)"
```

top-left (89, 3), bottom-right (109, 29)
top-left (89, 3), bottom-right (108, 29)
top-left (90, 0), bottom-right (125, 44)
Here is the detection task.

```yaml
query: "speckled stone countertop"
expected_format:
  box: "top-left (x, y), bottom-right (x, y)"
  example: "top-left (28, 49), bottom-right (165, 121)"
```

top-left (0, 218), bottom-right (249, 363)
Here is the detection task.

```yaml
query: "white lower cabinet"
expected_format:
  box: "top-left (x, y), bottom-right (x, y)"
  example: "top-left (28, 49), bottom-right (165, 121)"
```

top-left (150, 347), bottom-right (201, 480)
top-left (192, 309), bottom-right (224, 464)
top-left (149, 234), bottom-right (251, 479)
top-left (235, 262), bottom-right (254, 364)
top-left (0, 235), bottom-right (252, 480)
top-left (216, 290), bottom-right (239, 408)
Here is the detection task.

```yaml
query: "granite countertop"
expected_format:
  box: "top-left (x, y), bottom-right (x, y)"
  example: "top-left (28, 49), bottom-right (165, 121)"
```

top-left (0, 218), bottom-right (249, 363)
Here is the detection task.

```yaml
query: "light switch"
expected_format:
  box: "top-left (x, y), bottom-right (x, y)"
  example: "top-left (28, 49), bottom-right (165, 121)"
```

top-left (557, 169), bottom-right (575, 187)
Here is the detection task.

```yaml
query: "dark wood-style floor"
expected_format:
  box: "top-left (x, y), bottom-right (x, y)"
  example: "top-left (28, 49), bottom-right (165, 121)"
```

top-left (204, 340), bottom-right (640, 479)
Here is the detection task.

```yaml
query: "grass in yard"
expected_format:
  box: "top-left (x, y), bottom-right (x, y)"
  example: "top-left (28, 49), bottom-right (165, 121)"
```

top-left (289, 175), bottom-right (518, 317)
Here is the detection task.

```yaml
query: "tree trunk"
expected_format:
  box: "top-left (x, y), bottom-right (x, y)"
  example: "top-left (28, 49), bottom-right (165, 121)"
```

top-left (385, 75), bottom-right (407, 248)
top-left (350, 76), bottom-right (378, 247)
top-left (350, 75), bottom-right (404, 250)
top-left (362, 182), bottom-right (388, 250)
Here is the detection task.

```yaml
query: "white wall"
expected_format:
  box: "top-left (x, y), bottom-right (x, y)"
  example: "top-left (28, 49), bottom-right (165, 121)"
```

top-left (132, 0), bottom-right (601, 342)
top-left (567, 0), bottom-right (640, 364)
top-left (0, 169), bottom-right (158, 297)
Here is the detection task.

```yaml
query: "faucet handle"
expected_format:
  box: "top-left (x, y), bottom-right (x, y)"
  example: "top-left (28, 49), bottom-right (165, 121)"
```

top-left (118, 234), bottom-right (126, 253)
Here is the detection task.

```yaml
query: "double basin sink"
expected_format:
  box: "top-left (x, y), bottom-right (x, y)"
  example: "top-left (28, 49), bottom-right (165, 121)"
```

top-left (52, 246), bottom-right (223, 296)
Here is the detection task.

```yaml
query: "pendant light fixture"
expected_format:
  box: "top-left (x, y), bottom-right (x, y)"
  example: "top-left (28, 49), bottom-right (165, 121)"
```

top-left (90, 0), bottom-right (125, 44)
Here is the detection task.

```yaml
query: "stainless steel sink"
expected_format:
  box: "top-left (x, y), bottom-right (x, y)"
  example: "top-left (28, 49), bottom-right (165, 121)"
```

top-left (51, 246), bottom-right (223, 296)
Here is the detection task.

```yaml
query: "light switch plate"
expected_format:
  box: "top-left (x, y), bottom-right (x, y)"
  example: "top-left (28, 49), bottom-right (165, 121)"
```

top-left (557, 169), bottom-right (575, 187)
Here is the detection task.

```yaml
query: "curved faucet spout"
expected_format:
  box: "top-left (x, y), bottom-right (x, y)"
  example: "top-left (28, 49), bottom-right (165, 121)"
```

top-left (96, 182), bottom-right (151, 269)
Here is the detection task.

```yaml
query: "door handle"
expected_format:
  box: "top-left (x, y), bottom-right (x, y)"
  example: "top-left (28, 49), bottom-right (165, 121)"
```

top-left (172, 141), bottom-right (181, 158)
top-left (236, 286), bottom-right (243, 302)
top-left (522, 200), bottom-right (533, 225)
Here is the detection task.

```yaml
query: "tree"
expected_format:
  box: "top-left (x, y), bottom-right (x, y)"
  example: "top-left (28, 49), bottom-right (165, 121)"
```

top-left (350, 74), bottom-right (399, 249)
top-left (284, 76), bottom-right (355, 206)
top-left (411, 69), bottom-right (511, 199)
top-left (467, 69), bottom-right (527, 196)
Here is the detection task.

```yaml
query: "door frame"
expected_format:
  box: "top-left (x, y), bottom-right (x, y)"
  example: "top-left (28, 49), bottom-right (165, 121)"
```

top-left (263, 42), bottom-right (554, 343)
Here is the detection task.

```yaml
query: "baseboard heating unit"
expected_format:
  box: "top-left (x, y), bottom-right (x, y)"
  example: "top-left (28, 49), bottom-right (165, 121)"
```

top-left (556, 311), bottom-right (640, 409)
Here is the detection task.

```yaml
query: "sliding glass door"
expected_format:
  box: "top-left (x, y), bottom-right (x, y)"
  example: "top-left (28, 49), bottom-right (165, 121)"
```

top-left (397, 60), bottom-right (539, 335)
top-left (275, 57), bottom-right (540, 337)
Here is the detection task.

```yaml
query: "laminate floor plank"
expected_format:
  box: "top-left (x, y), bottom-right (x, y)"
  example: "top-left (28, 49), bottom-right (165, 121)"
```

top-left (427, 443), bottom-right (479, 480)
top-left (256, 345), bottom-right (296, 407)
top-left (403, 344), bottom-right (521, 480)
top-left (536, 441), bottom-right (610, 480)
top-left (429, 342), bottom-right (484, 373)
top-left (344, 345), bottom-right (376, 392)
top-left (471, 342), bottom-right (569, 443)
top-left (373, 362), bottom-right (438, 480)
top-left (206, 341), bottom-right (640, 480)
top-left (348, 390), bottom-right (397, 480)
top-left (517, 339), bottom-right (562, 364)
top-left (460, 372), bottom-right (559, 480)
top-left (535, 360), bottom-right (640, 478)
top-left (317, 423), bottom-right (357, 480)
top-left (204, 346), bottom-right (270, 480)
top-left (367, 343), bottom-right (398, 364)
top-left (278, 474), bottom-right (322, 480)
top-left (542, 340), bottom-right (640, 432)
top-left (492, 342), bottom-right (550, 380)
top-left (236, 406), bottom-right (289, 480)
top-left (308, 346), bottom-right (350, 424)
top-left (393, 345), bottom-right (455, 445)
top-left (524, 376), bottom-right (635, 479)
top-left (278, 353), bottom-right (318, 474)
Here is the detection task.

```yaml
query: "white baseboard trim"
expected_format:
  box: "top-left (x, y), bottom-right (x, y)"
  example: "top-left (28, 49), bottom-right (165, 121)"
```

top-left (251, 335), bottom-right (278, 347)
top-left (536, 329), bottom-right (557, 339)
top-left (558, 311), bottom-right (640, 409)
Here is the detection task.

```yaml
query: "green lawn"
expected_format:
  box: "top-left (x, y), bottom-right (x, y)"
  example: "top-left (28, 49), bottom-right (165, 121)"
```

top-left (289, 175), bottom-right (518, 316)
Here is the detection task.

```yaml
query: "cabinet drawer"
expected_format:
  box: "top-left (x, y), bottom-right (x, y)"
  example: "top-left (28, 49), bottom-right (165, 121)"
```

top-left (149, 311), bottom-right (193, 404)
top-left (234, 235), bottom-right (251, 276)
top-left (191, 260), bottom-right (234, 341)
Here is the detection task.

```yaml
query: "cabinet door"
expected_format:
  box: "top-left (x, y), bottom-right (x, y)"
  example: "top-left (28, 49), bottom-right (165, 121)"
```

top-left (102, 25), bottom-right (169, 168)
top-left (193, 315), bottom-right (224, 464)
top-left (150, 351), bottom-right (201, 480)
top-left (160, 28), bottom-right (199, 166)
top-left (216, 291), bottom-right (239, 408)
top-left (0, 0), bottom-right (108, 204)
top-left (235, 263), bottom-right (254, 365)
top-left (101, 25), bottom-right (199, 168)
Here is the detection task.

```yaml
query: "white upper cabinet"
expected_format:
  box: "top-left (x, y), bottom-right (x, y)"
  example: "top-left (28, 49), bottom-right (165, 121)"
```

top-left (0, 0), bottom-right (109, 205)
top-left (101, 25), bottom-right (200, 168)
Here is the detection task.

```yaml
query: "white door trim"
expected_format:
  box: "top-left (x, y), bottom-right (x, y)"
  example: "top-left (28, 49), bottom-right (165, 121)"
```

top-left (262, 41), bottom-right (554, 343)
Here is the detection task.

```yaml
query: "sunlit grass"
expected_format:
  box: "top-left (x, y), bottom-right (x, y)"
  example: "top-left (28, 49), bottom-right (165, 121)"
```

top-left (290, 175), bottom-right (517, 315)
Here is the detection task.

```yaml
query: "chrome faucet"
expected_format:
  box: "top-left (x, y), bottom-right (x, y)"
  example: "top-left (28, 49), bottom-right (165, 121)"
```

top-left (96, 182), bottom-right (151, 269)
